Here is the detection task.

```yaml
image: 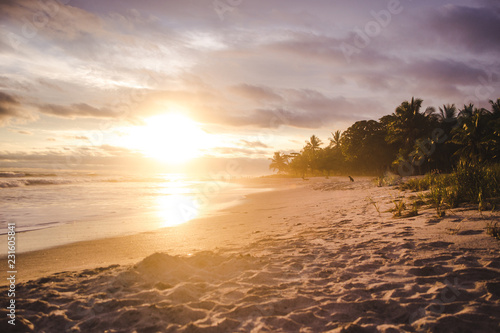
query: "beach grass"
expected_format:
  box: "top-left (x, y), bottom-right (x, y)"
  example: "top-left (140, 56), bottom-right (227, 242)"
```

top-left (399, 162), bottom-right (500, 238)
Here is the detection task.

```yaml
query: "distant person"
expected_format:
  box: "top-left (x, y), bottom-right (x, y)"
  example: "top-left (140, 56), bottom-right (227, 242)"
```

top-left (348, 176), bottom-right (354, 182)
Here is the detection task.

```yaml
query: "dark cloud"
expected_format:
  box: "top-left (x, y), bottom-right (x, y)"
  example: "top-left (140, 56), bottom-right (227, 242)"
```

top-left (265, 33), bottom-right (346, 64)
top-left (38, 103), bottom-right (121, 119)
top-left (345, 71), bottom-right (398, 91)
top-left (98, 144), bottom-right (138, 155)
top-left (428, 5), bottom-right (500, 54)
top-left (263, 31), bottom-right (395, 68)
top-left (230, 84), bottom-right (282, 102)
top-left (348, 58), bottom-right (493, 98)
top-left (187, 88), bottom-right (377, 129)
top-left (408, 59), bottom-right (488, 86)
top-left (0, 91), bottom-right (34, 125)
top-left (402, 58), bottom-right (495, 101)
top-left (239, 139), bottom-right (269, 149)
top-left (0, 76), bottom-right (30, 92)
top-left (278, 90), bottom-right (375, 128)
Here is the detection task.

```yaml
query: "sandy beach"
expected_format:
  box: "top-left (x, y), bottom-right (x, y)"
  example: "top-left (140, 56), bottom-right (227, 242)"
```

top-left (1, 177), bottom-right (499, 332)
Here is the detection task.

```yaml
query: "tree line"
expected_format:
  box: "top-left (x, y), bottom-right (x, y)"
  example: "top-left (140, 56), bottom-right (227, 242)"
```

top-left (269, 98), bottom-right (500, 178)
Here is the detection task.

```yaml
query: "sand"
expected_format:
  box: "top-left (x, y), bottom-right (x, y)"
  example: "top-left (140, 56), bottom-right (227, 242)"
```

top-left (1, 177), bottom-right (499, 332)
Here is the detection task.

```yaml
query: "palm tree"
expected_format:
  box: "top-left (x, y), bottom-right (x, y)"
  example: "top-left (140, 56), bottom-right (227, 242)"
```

top-left (426, 104), bottom-right (459, 171)
top-left (487, 99), bottom-right (500, 161)
top-left (288, 152), bottom-right (308, 179)
top-left (303, 135), bottom-right (323, 174)
top-left (458, 103), bottom-right (474, 120)
top-left (328, 130), bottom-right (342, 149)
top-left (386, 97), bottom-right (433, 157)
top-left (342, 120), bottom-right (395, 174)
top-left (437, 104), bottom-right (457, 123)
top-left (490, 99), bottom-right (500, 118)
top-left (269, 152), bottom-right (289, 174)
top-left (436, 103), bottom-right (458, 135)
top-left (452, 107), bottom-right (490, 162)
top-left (305, 135), bottom-right (323, 152)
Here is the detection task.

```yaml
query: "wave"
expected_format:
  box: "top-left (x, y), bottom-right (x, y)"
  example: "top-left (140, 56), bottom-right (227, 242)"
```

top-left (0, 175), bottom-right (200, 188)
top-left (0, 178), bottom-right (75, 188)
top-left (0, 172), bottom-right (26, 177)
top-left (0, 220), bottom-right (64, 235)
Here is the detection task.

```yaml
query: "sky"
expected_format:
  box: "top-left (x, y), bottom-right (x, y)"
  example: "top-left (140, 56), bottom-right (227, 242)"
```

top-left (1, 0), bottom-right (500, 175)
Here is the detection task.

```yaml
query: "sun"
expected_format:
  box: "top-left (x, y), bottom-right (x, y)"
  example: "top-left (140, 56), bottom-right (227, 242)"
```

top-left (124, 113), bottom-right (207, 164)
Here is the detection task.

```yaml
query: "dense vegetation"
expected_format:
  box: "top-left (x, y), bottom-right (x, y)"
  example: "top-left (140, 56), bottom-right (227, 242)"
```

top-left (270, 97), bottom-right (500, 178)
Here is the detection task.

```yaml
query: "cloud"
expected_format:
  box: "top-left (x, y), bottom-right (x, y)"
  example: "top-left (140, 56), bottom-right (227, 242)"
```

top-left (239, 139), bottom-right (269, 149)
top-left (264, 90), bottom-right (375, 128)
top-left (230, 84), bottom-right (282, 102)
top-left (0, 146), bottom-right (269, 175)
top-left (428, 4), bottom-right (500, 54)
top-left (403, 58), bottom-right (493, 99)
top-left (0, 76), bottom-right (30, 92)
top-left (263, 31), bottom-right (393, 67)
top-left (0, 0), bottom-right (105, 42)
top-left (0, 91), bottom-right (34, 125)
top-left (38, 103), bottom-right (121, 119)
top-left (98, 144), bottom-right (139, 156)
top-left (211, 146), bottom-right (268, 157)
top-left (346, 57), bottom-right (493, 99)
top-left (175, 86), bottom-right (375, 129)
top-left (0, 144), bottom-right (142, 166)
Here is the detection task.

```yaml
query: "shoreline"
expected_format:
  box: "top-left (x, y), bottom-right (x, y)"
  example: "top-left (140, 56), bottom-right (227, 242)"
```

top-left (2, 177), bottom-right (310, 285)
top-left (1, 177), bottom-right (499, 332)
top-left (0, 177), bottom-right (278, 257)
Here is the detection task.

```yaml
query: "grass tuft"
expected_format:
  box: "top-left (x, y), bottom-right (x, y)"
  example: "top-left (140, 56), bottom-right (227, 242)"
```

top-left (486, 222), bottom-right (500, 240)
top-left (392, 198), bottom-right (406, 218)
top-left (367, 197), bottom-right (381, 216)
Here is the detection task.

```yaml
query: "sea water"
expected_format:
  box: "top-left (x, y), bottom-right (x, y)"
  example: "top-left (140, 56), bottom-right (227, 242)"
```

top-left (0, 171), bottom-right (265, 255)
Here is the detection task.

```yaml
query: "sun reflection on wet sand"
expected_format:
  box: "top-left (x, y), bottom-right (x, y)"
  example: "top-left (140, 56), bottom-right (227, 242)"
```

top-left (155, 175), bottom-right (200, 227)
top-left (156, 194), bottom-right (199, 227)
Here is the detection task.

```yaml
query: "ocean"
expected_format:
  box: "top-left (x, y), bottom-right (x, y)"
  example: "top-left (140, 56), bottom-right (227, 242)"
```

top-left (0, 171), bottom-right (266, 255)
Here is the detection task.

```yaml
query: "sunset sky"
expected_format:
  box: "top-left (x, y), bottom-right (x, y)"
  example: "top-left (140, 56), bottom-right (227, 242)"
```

top-left (1, 0), bottom-right (499, 175)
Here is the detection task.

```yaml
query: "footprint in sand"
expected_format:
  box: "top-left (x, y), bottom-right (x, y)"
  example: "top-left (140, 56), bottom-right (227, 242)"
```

top-left (407, 264), bottom-right (452, 277)
top-left (420, 241), bottom-right (454, 249)
top-left (457, 229), bottom-right (484, 236)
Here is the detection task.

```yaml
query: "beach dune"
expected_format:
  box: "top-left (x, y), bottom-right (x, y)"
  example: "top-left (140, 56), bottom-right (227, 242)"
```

top-left (1, 178), bottom-right (499, 332)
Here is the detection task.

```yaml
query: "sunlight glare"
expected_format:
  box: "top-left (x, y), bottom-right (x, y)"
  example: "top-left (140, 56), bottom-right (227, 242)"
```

top-left (124, 113), bottom-right (208, 164)
top-left (156, 194), bottom-right (199, 227)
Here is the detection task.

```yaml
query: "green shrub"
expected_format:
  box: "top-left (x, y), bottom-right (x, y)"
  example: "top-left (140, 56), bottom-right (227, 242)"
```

top-left (454, 161), bottom-right (500, 202)
top-left (401, 163), bottom-right (500, 213)
top-left (429, 185), bottom-right (446, 217)
top-left (400, 172), bottom-right (455, 192)
top-left (400, 177), bottom-right (428, 191)
top-left (443, 186), bottom-right (459, 208)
